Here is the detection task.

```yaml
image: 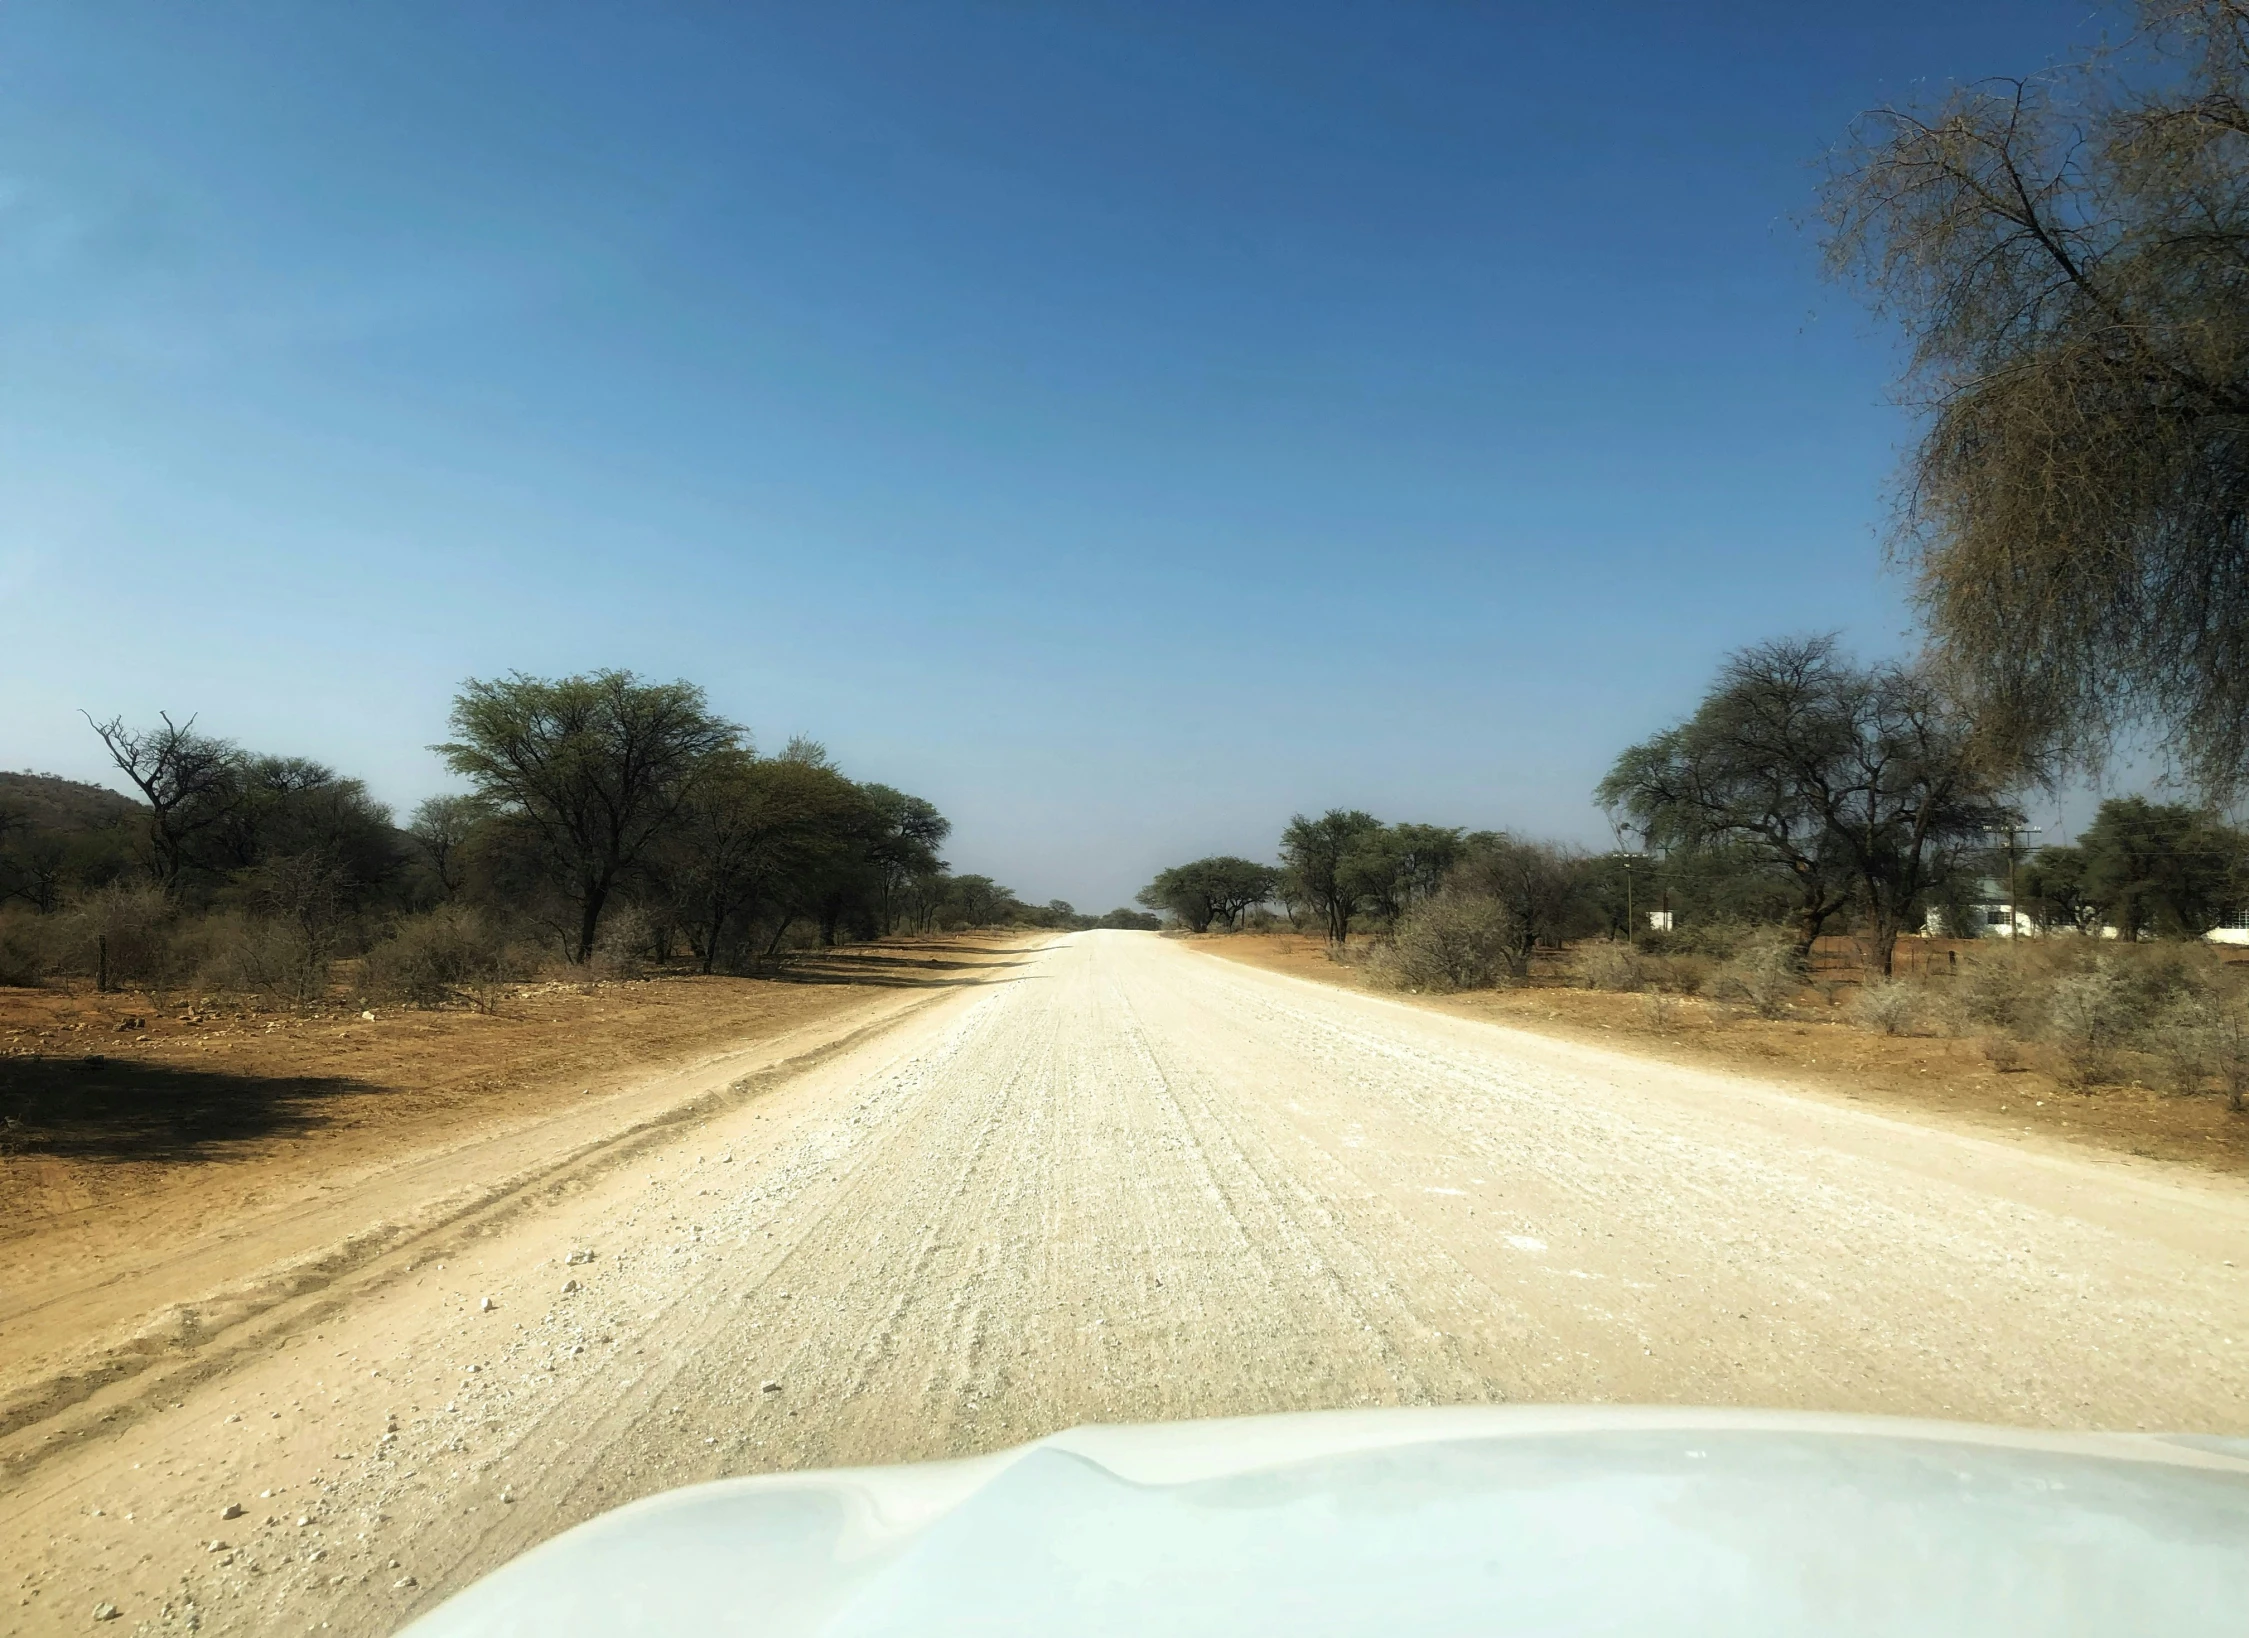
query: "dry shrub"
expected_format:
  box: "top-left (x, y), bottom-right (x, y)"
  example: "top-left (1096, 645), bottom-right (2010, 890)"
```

top-left (2150, 990), bottom-right (2249, 1111)
top-left (362, 906), bottom-right (520, 1010)
top-left (0, 911), bottom-right (54, 987)
top-left (1368, 893), bottom-right (1514, 992)
top-left (1641, 990), bottom-right (1680, 1029)
top-left (1713, 927), bottom-right (1805, 1018)
top-left (1849, 979), bottom-right (1930, 1036)
top-left (589, 904), bottom-right (655, 979)
top-left (1981, 1033), bottom-right (2028, 1073)
top-left (203, 914), bottom-right (336, 1005)
top-left (2044, 958), bottom-right (2136, 1087)
top-left (1954, 947), bottom-right (2049, 1035)
top-left (1650, 953), bottom-right (1712, 995)
top-left (1577, 942), bottom-right (1648, 992)
top-left (1636, 920), bottom-right (1752, 961)
top-left (64, 883), bottom-right (184, 991)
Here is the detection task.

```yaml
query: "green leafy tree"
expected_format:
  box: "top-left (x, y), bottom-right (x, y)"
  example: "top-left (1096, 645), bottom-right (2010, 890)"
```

top-left (2075, 795), bottom-right (2247, 938)
top-left (438, 671), bottom-right (740, 962)
top-left (204, 755), bottom-right (400, 907)
top-left (861, 784), bottom-right (951, 935)
top-left (2020, 844), bottom-right (2100, 934)
top-left (1138, 857), bottom-right (1279, 932)
top-left (651, 751), bottom-right (871, 970)
top-left (945, 874), bottom-right (1017, 928)
top-left (1279, 810), bottom-right (1385, 944)
top-left (1599, 636), bottom-right (2015, 973)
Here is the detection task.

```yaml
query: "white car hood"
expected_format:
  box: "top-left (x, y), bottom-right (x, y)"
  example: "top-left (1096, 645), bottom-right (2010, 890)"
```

top-left (402, 1404), bottom-right (2249, 1636)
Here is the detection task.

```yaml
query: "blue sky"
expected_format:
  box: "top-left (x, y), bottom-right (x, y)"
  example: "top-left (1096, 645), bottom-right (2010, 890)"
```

top-left (0, 2), bottom-right (2110, 909)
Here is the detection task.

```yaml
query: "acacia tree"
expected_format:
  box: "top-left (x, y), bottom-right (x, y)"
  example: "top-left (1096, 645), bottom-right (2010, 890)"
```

top-left (861, 784), bottom-right (951, 935)
top-left (1137, 857), bottom-right (1279, 931)
top-left (946, 874), bottom-right (1016, 927)
top-left (438, 671), bottom-right (739, 962)
top-left (1822, 0), bottom-right (2249, 796)
top-left (1599, 637), bottom-right (2015, 974)
top-left (1280, 810), bottom-right (1384, 944)
top-left (652, 752), bottom-right (878, 969)
top-left (83, 711), bottom-right (242, 892)
top-left (407, 794), bottom-right (487, 900)
top-left (203, 755), bottom-right (399, 907)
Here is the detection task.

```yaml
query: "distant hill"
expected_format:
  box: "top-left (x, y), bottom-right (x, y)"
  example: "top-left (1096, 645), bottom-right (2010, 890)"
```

top-left (0, 771), bottom-right (145, 833)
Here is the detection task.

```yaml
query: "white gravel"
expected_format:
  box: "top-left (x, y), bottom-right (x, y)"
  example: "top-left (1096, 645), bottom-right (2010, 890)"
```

top-left (6, 930), bottom-right (2246, 1634)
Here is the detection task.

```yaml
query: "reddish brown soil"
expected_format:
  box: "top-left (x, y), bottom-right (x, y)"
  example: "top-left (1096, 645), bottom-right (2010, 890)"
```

top-left (0, 939), bottom-right (1019, 1233)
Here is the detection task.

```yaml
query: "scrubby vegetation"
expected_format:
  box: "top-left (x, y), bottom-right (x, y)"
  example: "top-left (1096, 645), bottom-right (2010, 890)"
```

top-left (1134, 780), bottom-right (2249, 1118)
top-left (0, 670), bottom-right (1107, 1012)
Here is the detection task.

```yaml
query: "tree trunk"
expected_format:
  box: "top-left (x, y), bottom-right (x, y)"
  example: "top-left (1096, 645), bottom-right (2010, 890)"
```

top-left (574, 878), bottom-right (609, 964)
top-left (1793, 900), bottom-right (1829, 964)
top-left (1869, 914), bottom-right (1901, 978)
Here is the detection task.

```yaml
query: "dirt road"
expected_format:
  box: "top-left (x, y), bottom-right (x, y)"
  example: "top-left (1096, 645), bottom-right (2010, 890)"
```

top-left (8, 930), bottom-right (2248, 1634)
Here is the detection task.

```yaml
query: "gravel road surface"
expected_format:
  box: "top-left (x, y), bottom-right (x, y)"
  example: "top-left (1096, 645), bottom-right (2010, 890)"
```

top-left (9, 930), bottom-right (2247, 1634)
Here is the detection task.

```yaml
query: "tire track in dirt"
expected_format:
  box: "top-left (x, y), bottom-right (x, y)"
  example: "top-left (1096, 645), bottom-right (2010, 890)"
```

top-left (5, 932), bottom-right (2246, 1635)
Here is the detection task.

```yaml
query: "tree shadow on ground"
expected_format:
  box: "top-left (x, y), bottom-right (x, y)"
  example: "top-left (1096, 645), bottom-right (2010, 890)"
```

top-left (0, 1056), bottom-right (381, 1163)
top-left (763, 949), bottom-right (1036, 989)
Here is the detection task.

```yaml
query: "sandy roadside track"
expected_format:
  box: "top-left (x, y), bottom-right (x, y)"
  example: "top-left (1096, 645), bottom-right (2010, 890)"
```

top-left (6, 929), bottom-right (2247, 1635)
top-left (0, 983), bottom-right (951, 1458)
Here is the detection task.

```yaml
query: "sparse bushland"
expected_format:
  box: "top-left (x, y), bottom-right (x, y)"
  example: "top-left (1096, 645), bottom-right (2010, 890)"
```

top-left (1886, 939), bottom-right (2249, 1099)
top-left (1, 671), bottom-right (1065, 1014)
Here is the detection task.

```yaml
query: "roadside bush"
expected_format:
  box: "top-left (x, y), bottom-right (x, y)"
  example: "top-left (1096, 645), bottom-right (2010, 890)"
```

top-left (1368, 893), bottom-right (1514, 992)
top-left (1712, 927), bottom-right (1805, 1018)
top-left (2109, 942), bottom-right (2219, 1023)
top-left (362, 906), bottom-right (518, 1009)
top-left (63, 883), bottom-right (182, 991)
top-left (1649, 952), bottom-right (1712, 996)
top-left (1577, 942), bottom-right (1648, 992)
top-left (1850, 979), bottom-right (1929, 1036)
top-left (204, 914), bottom-right (338, 1005)
top-left (1980, 1033), bottom-right (2028, 1073)
top-left (2043, 958), bottom-right (2136, 1087)
top-left (1953, 948), bottom-right (2047, 1035)
top-left (0, 911), bottom-right (53, 986)
top-left (2150, 990), bottom-right (2249, 1110)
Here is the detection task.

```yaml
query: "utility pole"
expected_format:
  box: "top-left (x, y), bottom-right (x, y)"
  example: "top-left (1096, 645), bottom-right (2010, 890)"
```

top-left (1615, 850), bottom-right (1647, 937)
top-left (1982, 825), bottom-right (2044, 937)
